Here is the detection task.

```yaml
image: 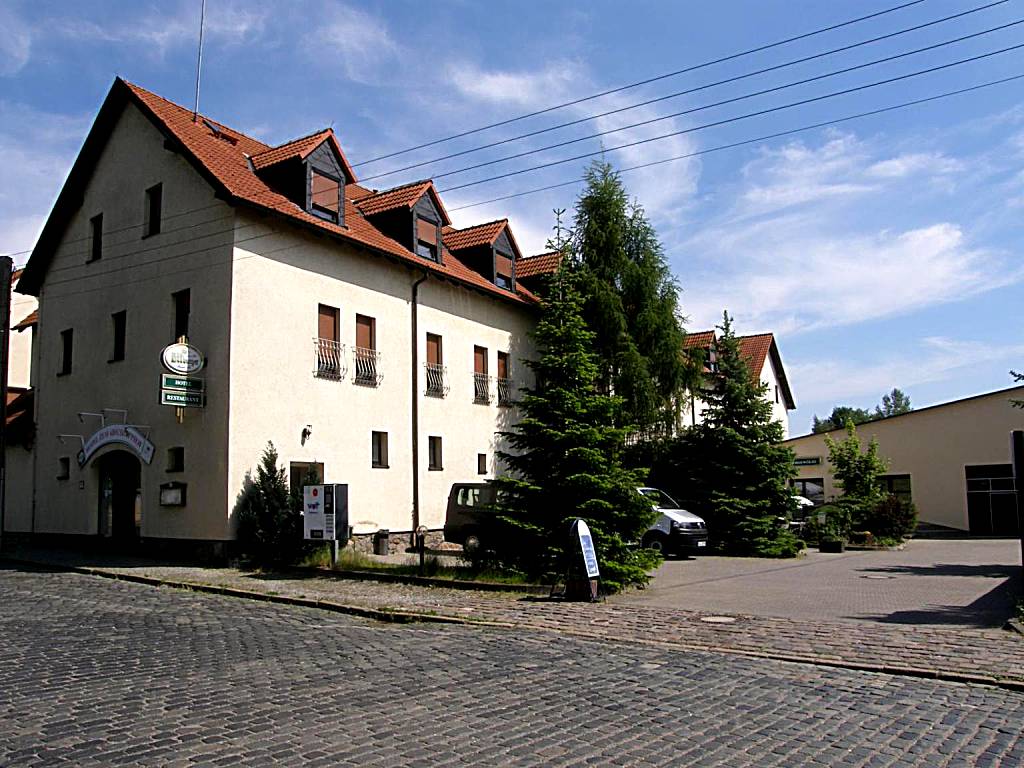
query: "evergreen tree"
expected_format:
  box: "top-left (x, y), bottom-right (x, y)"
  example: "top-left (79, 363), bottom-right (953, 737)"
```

top-left (874, 388), bottom-right (912, 418)
top-left (643, 312), bottom-right (801, 557)
top-left (571, 159), bottom-right (695, 432)
top-left (493, 264), bottom-right (660, 592)
top-left (235, 442), bottom-right (300, 565)
top-left (812, 406), bottom-right (873, 433)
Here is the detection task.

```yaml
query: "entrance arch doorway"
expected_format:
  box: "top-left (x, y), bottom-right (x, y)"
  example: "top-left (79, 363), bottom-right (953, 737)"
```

top-left (97, 450), bottom-right (142, 540)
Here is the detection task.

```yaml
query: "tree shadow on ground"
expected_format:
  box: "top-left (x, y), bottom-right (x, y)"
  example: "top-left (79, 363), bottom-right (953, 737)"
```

top-left (859, 563), bottom-right (1020, 579)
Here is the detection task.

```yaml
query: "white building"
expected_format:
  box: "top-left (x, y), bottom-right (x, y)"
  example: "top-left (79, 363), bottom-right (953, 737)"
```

top-left (683, 330), bottom-right (795, 438)
top-left (8, 79), bottom-right (537, 550)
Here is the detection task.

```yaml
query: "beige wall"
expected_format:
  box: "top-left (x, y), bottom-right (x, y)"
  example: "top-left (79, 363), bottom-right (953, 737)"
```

top-left (27, 102), bottom-right (235, 539)
top-left (686, 356), bottom-right (791, 437)
top-left (8, 277), bottom-right (37, 389)
top-left (227, 212), bottom-right (536, 536)
top-left (785, 387), bottom-right (1024, 530)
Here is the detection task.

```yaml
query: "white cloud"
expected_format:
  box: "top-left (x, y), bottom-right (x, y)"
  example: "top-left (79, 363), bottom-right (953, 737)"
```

top-left (446, 59), bottom-right (585, 109)
top-left (866, 152), bottom-right (963, 179)
top-left (311, 3), bottom-right (402, 85)
top-left (789, 337), bottom-right (1024, 405)
top-left (0, 4), bottom-right (32, 76)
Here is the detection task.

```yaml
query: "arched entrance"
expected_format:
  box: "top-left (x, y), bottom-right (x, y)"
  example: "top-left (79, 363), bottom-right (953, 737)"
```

top-left (97, 450), bottom-right (142, 540)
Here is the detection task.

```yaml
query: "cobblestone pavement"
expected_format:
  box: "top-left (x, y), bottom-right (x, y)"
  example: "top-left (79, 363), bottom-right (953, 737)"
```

top-left (2, 565), bottom-right (1023, 768)
top-left (619, 540), bottom-right (1022, 627)
top-left (6, 548), bottom-right (1024, 688)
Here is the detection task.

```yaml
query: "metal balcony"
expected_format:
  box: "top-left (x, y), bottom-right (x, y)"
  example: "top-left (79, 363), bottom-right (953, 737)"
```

top-left (424, 362), bottom-right (448, 397)
top-left (313, 338), bottom-right (346, 381)
top-left (473, 372), bottom-right (492, 404)
top-left (353, 346), bottom-right (382, 387)
top-left (496, 376), bottom-right (513, 406)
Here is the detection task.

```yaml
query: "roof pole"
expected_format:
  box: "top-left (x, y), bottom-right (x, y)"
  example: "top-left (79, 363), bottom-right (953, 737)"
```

top-left (192, 0), bottom-right (206, 123)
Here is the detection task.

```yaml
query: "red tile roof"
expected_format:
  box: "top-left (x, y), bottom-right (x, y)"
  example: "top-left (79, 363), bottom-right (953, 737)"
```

top-left (443, 220), bottom-right (508, 251)
top-left (249, 128), bottom-right (356, 182)
top-left (516, 251), bottom-right (562, 278)
top-left (736, 334), bottom-right (773, 380)
top-left (105, 81), bottom-right (532, 307)
top-left (13, 309), bottom-right (38, 331)
top-left (683, 330), bottom-right (716, 349)
top-left (12, 268), bottom-right (23, 282)
top-left (354, 179), bottom-right (452, 224)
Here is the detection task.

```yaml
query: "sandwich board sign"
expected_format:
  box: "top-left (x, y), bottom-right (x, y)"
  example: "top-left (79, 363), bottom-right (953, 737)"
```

top-left (573, 519), bottom-right (601, 578)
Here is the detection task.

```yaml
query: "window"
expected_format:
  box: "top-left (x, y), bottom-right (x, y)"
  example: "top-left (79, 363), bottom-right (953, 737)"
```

top-left (372, 431), bottom-right (389, 468)
top-left (775, 385), bottom-right (780, 404)
top-left (495, 252), bottom-right (513, 291)
top-left (144, 183), bottom-right (162, 237)
top-left (89, 214), bottom-right (103, 262)
top-left (965, 465), bottom-right (1017, 536)
top-left (310, 169), bottom-right (340, 221)
top-left (316, 304), bottom-right (342, 378)
top-left (289, 461), bottom-right (324, 495)
top-left (416, 240), bottom-right (437, 261)
top-left (58, 328), bottom-right (73, 375)
top-left (354, 314), bottom-right (378, 386)
top-left (477, 453), bottom-right (487, 475)
top-left (497, 351), bottom-right (511, 405)
top-left (57, 457), bottom-right (70, 480)
top-left (173, 289), bottom-right (190, 341)
top-left (878, 474), bottom-right (912, 506)
top-left (167, 447), bottom-right (185, 473)
top-left (110, 310), bottom-right (126, 362)
top-left (790, 478), bottom-right (825, 506)
top-left (428, 436), bottom-right (443, 471)
top-left (425, 333), bottom-right (444, 396)
top-left (473, 345), bottom-right (489, 403)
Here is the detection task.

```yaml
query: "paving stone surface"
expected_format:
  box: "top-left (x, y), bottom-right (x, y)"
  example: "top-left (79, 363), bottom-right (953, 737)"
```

top-left (2, 565), bottom-right (1024, 767)
top-left (9, 548), bottom-right (1021, 686)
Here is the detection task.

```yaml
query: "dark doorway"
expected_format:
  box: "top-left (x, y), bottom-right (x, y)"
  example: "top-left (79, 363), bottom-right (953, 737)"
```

top-left (98, 451), bottom-right (142, 540)
top-left (966, 464), bottom-right (1019, 536)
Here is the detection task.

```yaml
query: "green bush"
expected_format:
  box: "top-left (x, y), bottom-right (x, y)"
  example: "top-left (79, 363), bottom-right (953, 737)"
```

top-left (862, 494), bottom-right (917, 540)
top-left (805, 503), bottom-right (852, 543)
top-left (235, 442), bottom-right (303, 566)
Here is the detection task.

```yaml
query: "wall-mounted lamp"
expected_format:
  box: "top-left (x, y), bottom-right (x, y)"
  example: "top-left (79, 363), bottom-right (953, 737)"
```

top-left (301, 425), bottom-right (313, 446)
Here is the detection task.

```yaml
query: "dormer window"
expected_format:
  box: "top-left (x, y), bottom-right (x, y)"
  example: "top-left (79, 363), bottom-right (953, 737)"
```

top-left (495, 252), bottom-right (514, 291)
top-left (310, 168), bottom-right (341, 222)
top-left (416, 240), bottom-right (437, 261)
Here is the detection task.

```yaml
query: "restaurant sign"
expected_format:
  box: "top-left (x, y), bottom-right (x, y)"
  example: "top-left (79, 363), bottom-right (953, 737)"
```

top-left (161, 343), bottom-right (205, 375)
top-left (78, 424), bottom-right (155, 467)
top-left (794, 456), bottom-right (822, 467)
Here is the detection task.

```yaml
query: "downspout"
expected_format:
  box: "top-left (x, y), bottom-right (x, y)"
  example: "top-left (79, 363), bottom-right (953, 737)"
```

top-left (410, 272), bottom-right (428, 540)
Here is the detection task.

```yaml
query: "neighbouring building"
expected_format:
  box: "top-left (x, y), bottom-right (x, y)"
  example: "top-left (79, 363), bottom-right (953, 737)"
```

top-left (683, 330), bottom-right (795, 438)
top-left (8, 78), bottom-right (542, 551)
top-left (784, 386), bottom-right (1024, 534)
top-left (8, 269), bottom-right (38, 390)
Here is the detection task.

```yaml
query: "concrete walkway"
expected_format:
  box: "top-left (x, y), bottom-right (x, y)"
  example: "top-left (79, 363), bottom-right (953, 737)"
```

top-left (4, 545), bottom-right (1022, 690)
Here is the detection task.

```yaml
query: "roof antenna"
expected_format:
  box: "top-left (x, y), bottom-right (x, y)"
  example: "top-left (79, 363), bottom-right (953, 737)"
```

top-left (192, 0), bottom-right (207, 123)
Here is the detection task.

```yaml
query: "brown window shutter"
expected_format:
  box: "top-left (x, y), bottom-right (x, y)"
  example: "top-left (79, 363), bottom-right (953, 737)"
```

top-left (318, 304), bottom-right (338, 342)
top-left (497, 351), bottom-right (509, 379)
top-left (427, 333), bottom-right (442, 365)
top-left (356, 314), bottom-right (375, 350)
top-left (417, 217), bottom-right (438, 243)
top-left (495, 254), bottom-right (513, 276)
top-left (474, 346), bottom-right (488, 375)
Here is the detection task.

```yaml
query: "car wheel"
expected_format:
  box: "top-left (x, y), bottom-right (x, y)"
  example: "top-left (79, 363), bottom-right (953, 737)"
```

top-left (463, 533), bottom-right (482, 554)
top-left (642, 532), bottom-right (668, 555)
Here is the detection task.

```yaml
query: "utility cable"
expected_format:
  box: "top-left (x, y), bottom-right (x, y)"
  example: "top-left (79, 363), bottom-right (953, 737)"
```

top-left (436, 41), bottom-right (1024, 194)
top-left (422, 20), bottom-right (1024, 184)
top-left (353, 0), bottom-right (931, 166)
top-left (361, 0), bottom-right (1008, 182)
top-left (447, 73), bottom-right (1024, 211)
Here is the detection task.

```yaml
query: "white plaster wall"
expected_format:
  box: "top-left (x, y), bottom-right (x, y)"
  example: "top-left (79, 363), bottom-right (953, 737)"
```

top-left (8, 277), bottom-right (37, 389)
top-left (759, 358), bottom-right (791, 439)
top-left (4, 443), bottom-right (34, 532)
top-left (784, 387), bottom-right (1024, 530)
top-left (30, 102), bottom-right (235, 539)
top-left (227, 212), bottom-right (536, 536)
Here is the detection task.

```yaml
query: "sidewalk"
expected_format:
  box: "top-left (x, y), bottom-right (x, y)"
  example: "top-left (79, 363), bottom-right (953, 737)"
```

top-left (5, 546), bottom-right (1023, 690)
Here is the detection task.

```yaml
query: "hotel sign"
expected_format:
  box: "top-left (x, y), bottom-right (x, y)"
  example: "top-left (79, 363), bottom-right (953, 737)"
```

top-left (161, 343), bottom-right (204, 375)
top-left (78, 424), bottom-right (155, 467)
top-left (794, 456), bottom-right (822, 467)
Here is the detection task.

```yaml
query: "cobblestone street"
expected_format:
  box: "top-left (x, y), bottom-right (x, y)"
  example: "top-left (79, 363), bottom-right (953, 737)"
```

top-left (2, 565), bottom-right (1024, 767)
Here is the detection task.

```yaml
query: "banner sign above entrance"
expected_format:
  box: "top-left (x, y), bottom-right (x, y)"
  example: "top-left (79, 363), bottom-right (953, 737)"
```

top-left (78, 424), bottom-right (155, 467)
top-left (794, 456), bottom-right (822, 466)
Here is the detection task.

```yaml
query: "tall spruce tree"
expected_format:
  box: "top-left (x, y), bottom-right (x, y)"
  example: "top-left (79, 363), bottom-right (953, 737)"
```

top-left (645, 312), bottom-right (801, 557)
top-left (492, 263), bottom-right (660, 592)
top-left (571, 160), bottom-right (694, 432)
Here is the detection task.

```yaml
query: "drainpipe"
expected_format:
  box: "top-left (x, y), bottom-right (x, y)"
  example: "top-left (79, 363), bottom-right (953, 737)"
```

top-left (410, 272), bottom-right (428, 540)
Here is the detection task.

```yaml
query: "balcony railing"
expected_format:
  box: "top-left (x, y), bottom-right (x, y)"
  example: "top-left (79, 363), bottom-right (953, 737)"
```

top-left (424, 362), bottom-right (448, 397)
top-left (314, 338), bottom-right (346, 380)
top-left (473, 372), bottom-right (492, 404)
top-left (353, 346), bottom-right (382, 387)
top-left (496, 377), bottom-right (513, 406)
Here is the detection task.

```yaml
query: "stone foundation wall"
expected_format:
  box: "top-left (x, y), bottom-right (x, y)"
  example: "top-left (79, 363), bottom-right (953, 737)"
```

top-left (346, 529), bottom-right (447, 556)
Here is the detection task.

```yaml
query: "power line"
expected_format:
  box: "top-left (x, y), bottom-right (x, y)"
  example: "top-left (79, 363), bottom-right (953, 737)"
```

top-left (447, 73), bottom-right (1024, 212)
top-left (436, 41), bottom-right (1024, 194)
top-left (421, 20), bottom-right (1024, 185)
top-left (361, 0), bottom-right (1008, 182)
top-left (353, 0), bottom-right (931, 167)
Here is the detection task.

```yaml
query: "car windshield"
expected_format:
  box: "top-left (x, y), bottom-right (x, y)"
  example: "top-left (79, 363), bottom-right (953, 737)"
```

top-left (639, 488), bottom-right (679, 509)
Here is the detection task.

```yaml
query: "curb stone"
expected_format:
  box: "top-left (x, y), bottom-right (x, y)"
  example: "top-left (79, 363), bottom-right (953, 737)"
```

top-left (4, 554), bottom-right (1023, 694)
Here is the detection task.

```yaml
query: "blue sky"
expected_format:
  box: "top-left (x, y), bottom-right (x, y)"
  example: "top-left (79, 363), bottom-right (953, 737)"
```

top-left (1, 0), bottom-right (1022, 433)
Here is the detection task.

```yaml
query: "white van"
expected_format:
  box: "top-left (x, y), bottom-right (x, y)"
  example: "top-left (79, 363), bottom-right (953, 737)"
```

top-left (638, 487), bottom-right (709, 556)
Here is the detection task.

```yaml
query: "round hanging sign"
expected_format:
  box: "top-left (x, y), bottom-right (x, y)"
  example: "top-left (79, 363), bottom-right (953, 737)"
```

top-left (161, 342), bottom-right (205, 374)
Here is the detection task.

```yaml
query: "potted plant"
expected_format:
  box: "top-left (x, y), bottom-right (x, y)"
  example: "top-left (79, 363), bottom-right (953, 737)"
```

top-left (816, 504), bottom-right (849, 553)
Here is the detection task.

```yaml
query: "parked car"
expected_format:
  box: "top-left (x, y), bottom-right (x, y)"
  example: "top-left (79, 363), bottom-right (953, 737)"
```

top-left (443, 482), bottom-right (496, 553)
top-left (638, 487), bottom-right (709, 557)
